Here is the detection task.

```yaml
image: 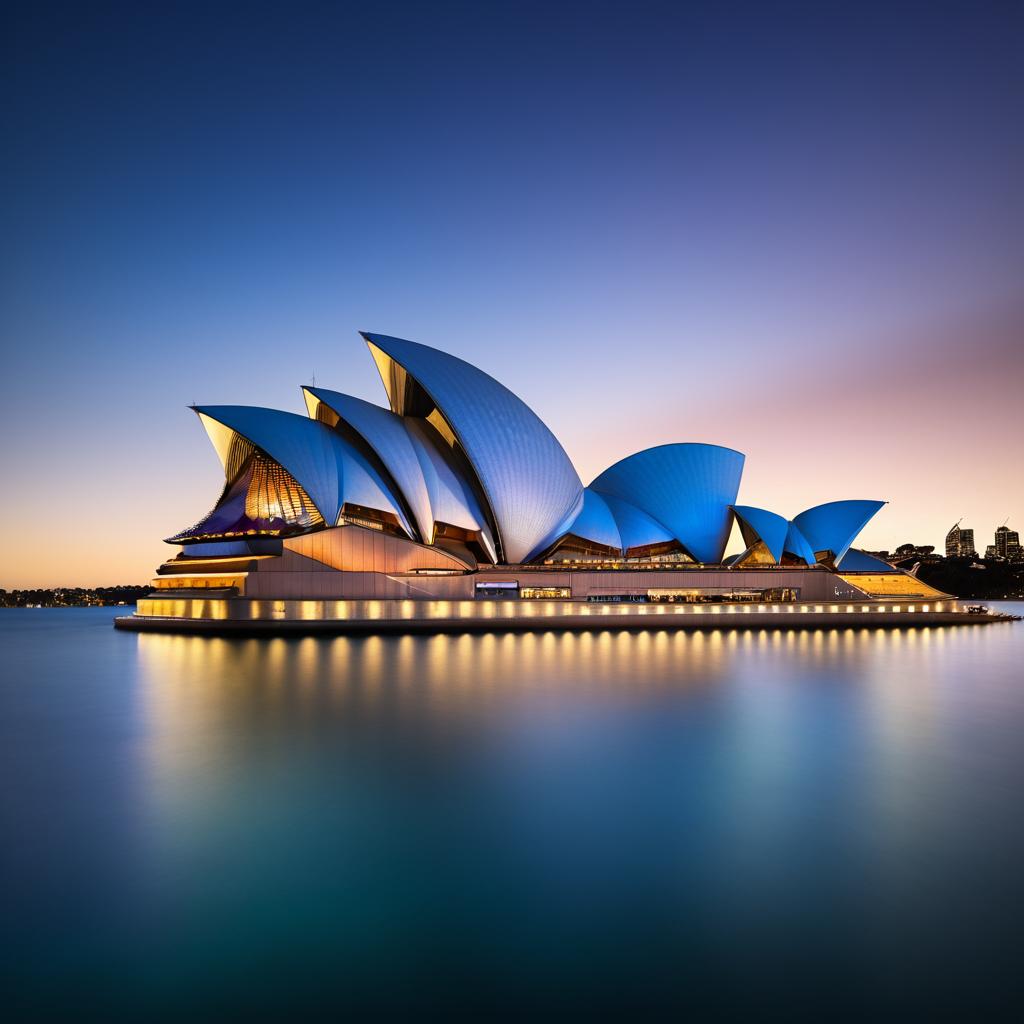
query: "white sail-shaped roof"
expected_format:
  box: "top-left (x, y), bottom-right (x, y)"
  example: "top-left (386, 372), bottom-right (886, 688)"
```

top-left (404, 420), bottom-right (498, 562)
top-left (731, 505), bottom-right (790, 562)
top-left (783, 523), bottom-right (817, 564)
top-left (363, 332), bottom-right (583, 564)
top-left (791, 500), bottom-right (886, 565)
top-left (598, 493), bottom-right (676, 554)
top-left (169, 335), bottom-right (886, 572)
top-left (303, 388), bottom-right (433, 543)
top-left (539, 487), bottom-right (623, 556)
top-left (591, 444), bottom-right (744, 563)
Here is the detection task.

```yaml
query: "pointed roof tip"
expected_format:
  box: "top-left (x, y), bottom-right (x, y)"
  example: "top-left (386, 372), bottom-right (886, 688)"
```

top-left (362, 331), bottom-right (418, 353)
top-left (361, 331), bottom-right (429, 352)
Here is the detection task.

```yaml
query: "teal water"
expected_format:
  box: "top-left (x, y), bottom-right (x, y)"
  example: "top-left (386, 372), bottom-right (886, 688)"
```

top-left (2, 607), bottom-right (1023, 1017)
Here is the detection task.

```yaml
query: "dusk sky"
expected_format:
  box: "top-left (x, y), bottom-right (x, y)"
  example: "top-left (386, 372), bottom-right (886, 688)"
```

top-left (2, 1), bottom-right (1021, 588)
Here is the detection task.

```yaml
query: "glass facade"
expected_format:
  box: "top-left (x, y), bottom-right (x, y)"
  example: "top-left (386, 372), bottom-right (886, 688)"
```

top-left (542, 540), bottom-right (695, 568)
top-left (645, 587), bottom-right (799, 604)
top-left (338, 503), bottom-right (404, 535)
top-left (732, 541), bottom-right (779, 567)
top-left (244, 456), bottom-right (319, 525)
top-left (586, 588), bottom-right (799, 604)
top-left (475, 581), bottom-right (519, 598)
top-left (168, 451), bottom-right (324, 544)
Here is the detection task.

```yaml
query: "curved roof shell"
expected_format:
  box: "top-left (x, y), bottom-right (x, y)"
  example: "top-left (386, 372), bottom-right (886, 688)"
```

top-left (363, 332), bottom-right (583, 564)
top-left (194, 406), bottom-right (413, 536)
top-left (597, 493), bottom-right (676, 553)
top-left (791, 500), bottom-right (886, 565)
top-left (783, 522), bottom-right (817, 564)
top-left (732, 505), bottom-right (790, 562)
top-left (591, 444), bottom-right (745, 563)
top-left (544, 487), bottom-right (623, 556)
top-left (404, 419), bottom-right (498, 562)
top-left (303, 387), bottom-right (433, 542)
top-left (731, 505), bottom-right (822, 565)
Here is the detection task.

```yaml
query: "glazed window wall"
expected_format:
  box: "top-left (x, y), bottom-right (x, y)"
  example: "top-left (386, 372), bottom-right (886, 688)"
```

top-left (544, 555), bottom-right (625, 568)
top-left (733, 541), bottom-right (778, 566)
top-left (169, 452), bottom-right (324, 543)
top-left (245, 455), bottom-right (322, 526)
top-left (646, 587), bottom-right (799, 604)
top-left (624, 542), bottom-right (693, 563)
top-left (339, 514), bottom-right (386, 532)
top-left (589, 588), bottom-right (799, 604)
top-left (339, 503), bottom-right (405, 535)
top-left (543, 552), bottom-right (697, 569)
top-left (151, 575), bottom-right (245, 592)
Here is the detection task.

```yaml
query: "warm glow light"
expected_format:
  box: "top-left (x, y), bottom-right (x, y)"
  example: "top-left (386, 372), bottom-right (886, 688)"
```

top-left (126, 590), bottom-right (977, 633)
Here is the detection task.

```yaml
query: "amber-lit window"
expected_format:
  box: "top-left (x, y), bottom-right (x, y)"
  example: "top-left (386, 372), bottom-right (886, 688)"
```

top-left (339, 503), bottom-right (404, 534)
top-left (152, 575), bottom-right (244, 591)
top-left (520, 587), bottom-right (571, 599)
top-left (645, 587), bottom-right (798, 604)
top-left (623, 540), bottom-right (694, 563)
top-left (543, 534), bottom-right (621, 563)
top-left (168, 451), bottom-right (323, 543)
top-left (339, 513), bottom-right (385, 531)
top-left (245, 456), bottom-right (320, 524)
top-left (733, 541), bottom-right (778, 566)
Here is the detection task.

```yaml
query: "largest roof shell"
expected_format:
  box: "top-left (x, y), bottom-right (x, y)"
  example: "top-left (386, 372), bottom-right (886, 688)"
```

top-left (363, 332), bottom-right (583, 565)
top-left (591, 444), bottom-right (745, 564)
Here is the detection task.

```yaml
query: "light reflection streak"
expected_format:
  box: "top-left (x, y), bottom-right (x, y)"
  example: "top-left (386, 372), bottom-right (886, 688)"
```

top-left (133, 609), bottom-right (980, 826)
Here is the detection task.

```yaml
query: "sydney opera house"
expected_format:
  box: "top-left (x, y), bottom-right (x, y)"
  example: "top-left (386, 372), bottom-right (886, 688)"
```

top-left (118, 332), bottom-right (958, 633)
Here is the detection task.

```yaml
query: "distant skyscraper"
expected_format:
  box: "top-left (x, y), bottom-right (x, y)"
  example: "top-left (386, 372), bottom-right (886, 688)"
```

top-left (995, 525), bottom-right (1020, 559)
top-left (945, 523), bottom-right (959, 557)
top-left (945, 521), bottom-right (975, 558)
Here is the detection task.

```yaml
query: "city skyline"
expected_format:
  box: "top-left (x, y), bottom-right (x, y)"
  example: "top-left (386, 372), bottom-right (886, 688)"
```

top-left (2, 2), bottom-right (1022, 587)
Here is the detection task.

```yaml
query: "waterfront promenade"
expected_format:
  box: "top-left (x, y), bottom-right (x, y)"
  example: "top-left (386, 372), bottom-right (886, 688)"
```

top-left (115, 596), bottom-right (1018, 636)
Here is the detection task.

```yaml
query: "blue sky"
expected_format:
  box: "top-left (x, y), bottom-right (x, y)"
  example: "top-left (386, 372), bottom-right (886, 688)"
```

top-left (1, 1), bottom-right (1021, 585)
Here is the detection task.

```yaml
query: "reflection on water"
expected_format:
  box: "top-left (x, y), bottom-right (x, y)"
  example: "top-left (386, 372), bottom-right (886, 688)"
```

top-left (3, 607), bottom-right (1024, 1016)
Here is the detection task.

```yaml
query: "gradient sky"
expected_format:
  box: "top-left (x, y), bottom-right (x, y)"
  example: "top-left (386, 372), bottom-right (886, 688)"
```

top-left (1, 1), bottom-right (1021, 587)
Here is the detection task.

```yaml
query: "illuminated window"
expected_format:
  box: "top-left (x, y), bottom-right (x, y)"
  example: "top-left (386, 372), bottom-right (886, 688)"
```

top-left (520, 587), bottom-right (571, 599)
top-left (244, 456), bottom-right (319, 524)
top-left (732, 541), bottom-right (778, 567)
top-left (168, 451), bottom-right (324, 543)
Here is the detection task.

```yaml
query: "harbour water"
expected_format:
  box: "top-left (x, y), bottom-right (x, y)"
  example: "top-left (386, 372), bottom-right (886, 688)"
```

top-left (3, 607), bottom-right (1023, 1016)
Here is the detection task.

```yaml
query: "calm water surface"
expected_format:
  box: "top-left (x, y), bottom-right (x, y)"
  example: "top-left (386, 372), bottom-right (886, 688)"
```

top-left (2, 607), bottom-right (1024, 1017)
